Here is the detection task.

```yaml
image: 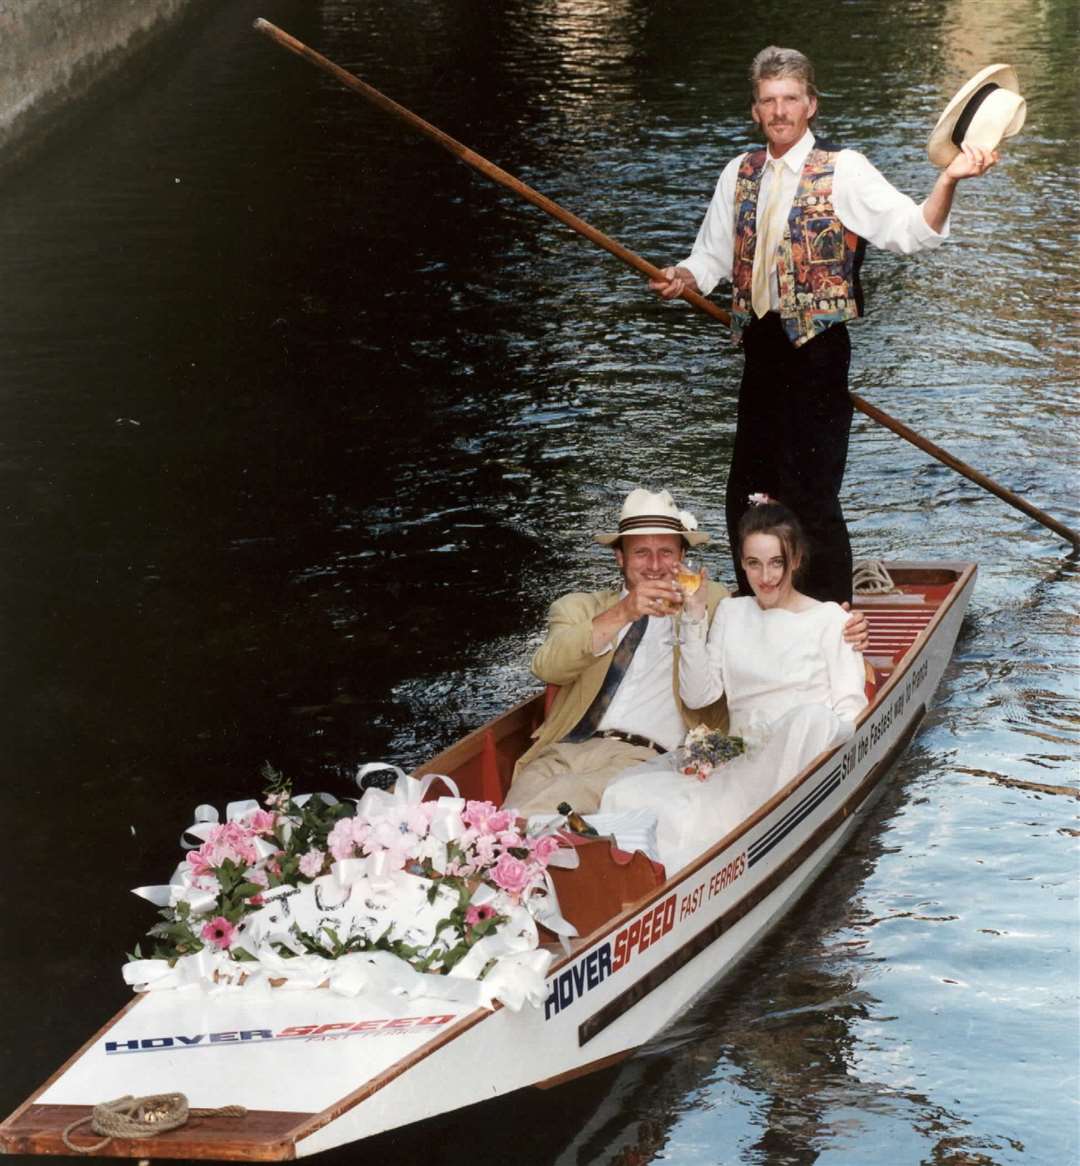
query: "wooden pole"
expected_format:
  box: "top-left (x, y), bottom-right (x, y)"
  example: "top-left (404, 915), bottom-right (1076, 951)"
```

top-left (253, 18), bottom-right (1080, 551)
top-left (252, 18), bottom-right (726, 325)
top-left (851, 393), bottom-right (1079, 548)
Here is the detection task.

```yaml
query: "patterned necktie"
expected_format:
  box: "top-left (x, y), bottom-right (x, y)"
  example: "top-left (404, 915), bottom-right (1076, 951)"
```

top-left (562, 615), bottom-right (650, 743)
top-left (751, 158), bottom-right (785, 320)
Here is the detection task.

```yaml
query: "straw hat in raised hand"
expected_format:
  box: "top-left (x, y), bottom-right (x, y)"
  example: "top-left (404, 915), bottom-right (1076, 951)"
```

top-left (928, 64), bottom-right (1026, 167)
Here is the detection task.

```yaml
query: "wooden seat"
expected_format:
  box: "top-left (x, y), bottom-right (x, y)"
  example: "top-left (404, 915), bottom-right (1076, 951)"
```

top-left (545, 836), bottom-right (667, 938)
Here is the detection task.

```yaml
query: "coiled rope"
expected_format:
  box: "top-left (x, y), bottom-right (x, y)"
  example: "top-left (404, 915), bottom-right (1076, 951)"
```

top-left (852, 560), bottom-right (902, 595)
top-left (61, 1092), bottom-right (247, 1154)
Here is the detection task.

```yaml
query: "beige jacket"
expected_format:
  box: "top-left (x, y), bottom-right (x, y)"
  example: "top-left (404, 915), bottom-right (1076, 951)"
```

top-left (514, 581), bottom-right (730, 775)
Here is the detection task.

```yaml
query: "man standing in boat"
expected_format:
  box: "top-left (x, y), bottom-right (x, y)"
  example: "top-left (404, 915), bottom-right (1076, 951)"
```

top-left (650, 46), bottom-right (1007, 605)
top-left (502, 487), bottom-right (866, 817)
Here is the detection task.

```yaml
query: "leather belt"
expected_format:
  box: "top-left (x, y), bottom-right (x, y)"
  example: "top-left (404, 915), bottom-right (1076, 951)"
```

top-left (591, 729), bottom-right (666, 755)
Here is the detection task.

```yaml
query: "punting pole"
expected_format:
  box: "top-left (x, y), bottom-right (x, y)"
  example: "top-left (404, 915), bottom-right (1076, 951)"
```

top-left (252, 18), bottom-right (1080, 552)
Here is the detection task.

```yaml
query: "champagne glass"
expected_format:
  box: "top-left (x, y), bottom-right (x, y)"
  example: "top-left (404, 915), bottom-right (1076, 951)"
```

top-left (654, 573), bottom-right (683, 647)
top-left (675, 555), bottom-right (704, 599)
top-left (673, 554), bottom-right (704, 643)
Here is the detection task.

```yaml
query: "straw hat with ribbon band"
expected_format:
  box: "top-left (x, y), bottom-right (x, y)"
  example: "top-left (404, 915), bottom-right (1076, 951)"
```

top-left (595, 488), bottom-right (710, 547)
top-left (928, 64), bottom-right (1026, 167)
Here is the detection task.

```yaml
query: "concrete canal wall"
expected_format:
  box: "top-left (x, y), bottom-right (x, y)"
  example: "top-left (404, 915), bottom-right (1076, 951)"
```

top-left (0, 0), bottom-right (201, 164)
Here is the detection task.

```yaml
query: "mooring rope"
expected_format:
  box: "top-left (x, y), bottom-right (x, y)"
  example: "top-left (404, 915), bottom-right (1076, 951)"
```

top-left (61, 1093), bottom-right (247, 1154)
top-left (852, 560), bottom-right (902, 595)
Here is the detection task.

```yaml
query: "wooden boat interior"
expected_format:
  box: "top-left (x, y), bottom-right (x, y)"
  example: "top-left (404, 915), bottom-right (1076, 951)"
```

top-left (412, 563), bottom-right (970, 951)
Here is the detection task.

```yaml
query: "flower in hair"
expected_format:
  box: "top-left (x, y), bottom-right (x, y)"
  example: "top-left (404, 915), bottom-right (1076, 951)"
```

top-left (747, 492), bottom-right (772, 507)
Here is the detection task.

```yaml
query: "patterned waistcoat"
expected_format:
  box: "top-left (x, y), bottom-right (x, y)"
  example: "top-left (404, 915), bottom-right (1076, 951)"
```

top-left (730, 144), bottom-right (866, 348)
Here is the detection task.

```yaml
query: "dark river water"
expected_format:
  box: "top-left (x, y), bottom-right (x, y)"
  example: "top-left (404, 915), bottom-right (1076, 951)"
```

top-left (1, 1), bottom-right (1077, 1163)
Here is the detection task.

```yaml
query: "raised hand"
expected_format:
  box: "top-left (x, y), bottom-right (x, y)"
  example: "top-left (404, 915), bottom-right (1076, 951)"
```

top-left (624, 575), bottom-right (683, 619)
top-left (945, 142), bottom-right (999, 181)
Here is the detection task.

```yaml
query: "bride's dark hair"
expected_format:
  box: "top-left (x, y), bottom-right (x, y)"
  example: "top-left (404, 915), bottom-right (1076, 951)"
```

top-left (737, 498), bottom-right (809, 582)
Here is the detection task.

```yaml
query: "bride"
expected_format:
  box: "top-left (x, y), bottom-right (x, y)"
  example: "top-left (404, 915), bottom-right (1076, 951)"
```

top-left (599, 497), bottom-right (868, 873)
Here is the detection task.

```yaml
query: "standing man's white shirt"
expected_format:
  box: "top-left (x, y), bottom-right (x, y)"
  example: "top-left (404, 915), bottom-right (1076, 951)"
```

top-left (679, 130), bottom-right (950, 304)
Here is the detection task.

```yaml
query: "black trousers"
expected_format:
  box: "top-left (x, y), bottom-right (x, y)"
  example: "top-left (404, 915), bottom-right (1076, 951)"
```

top-left (725, 313), bottom-right (854, 605)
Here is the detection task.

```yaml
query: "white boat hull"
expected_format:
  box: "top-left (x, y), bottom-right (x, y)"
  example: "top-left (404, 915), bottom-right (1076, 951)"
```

top-left (1, 562), bottom-right (974, 1159)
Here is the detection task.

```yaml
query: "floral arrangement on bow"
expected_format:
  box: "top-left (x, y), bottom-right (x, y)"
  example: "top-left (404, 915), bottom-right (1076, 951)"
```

top-left (679, 725), bottom-right (747, 781)
top-left (124, 764), bottom-right (578, 1011)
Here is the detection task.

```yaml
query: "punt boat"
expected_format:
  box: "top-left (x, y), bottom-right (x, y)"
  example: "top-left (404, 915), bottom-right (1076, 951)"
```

top-left (0, 560), bottom-right (975, 1160)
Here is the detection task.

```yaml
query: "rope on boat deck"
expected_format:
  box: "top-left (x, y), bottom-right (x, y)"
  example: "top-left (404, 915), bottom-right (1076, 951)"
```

top-left (61, 1093), bottom-right (247, 1154)
top-left (852, 560), bottom-right (902, 595)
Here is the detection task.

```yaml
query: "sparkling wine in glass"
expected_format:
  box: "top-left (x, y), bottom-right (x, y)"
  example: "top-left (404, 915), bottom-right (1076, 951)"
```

top-left (676, 556), bottom-right (704, 598)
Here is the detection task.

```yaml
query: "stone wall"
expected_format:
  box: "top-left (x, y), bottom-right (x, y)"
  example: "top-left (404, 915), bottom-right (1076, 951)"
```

top-left (0, 0), bottom-right (200, 163)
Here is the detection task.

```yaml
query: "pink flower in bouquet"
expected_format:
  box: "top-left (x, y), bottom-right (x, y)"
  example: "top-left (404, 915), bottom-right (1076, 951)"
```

top-left (200, 822), bottom-right (258, 869)
top-left (368, 816), bottom-right (409, 852)
top-left (497, 829), bottom-right (525, 851)
top-left (248, 809), bottom-right (277, 836)
top-left (406, 803), bottom-right (434, 836)
top-left (216, 820), bottom-right (249, 848)
top-left (465, 903), bottom-right (496, 928)
top-left (528, 834), bottom-right (563, 865)
top-left (186, 848), bottom-right (215, 878)
top-left (299, 848), bottom-right (326, 879)
top-left (246, 868), bottom-right (270, 889)
top-left (462, 800), bottom-right (505, 832)
top-left (201, 916), bottom-right (235, 950)
top-left (264, 791), bottom-right (288, 809)
top-left (490, 853), bottom-right (534, 897)
top-left (473, 833), bottom-right (498, 866)
top-left (483, 810), bottom-right (515, 835)
top-left (327, 818), bottom-right (357, 861)
top-left (361, 814), bottom-right (416, 873)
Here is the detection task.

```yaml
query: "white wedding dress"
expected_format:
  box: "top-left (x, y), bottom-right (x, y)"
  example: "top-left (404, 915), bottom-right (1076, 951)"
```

top-left (600, 597), bottom-right (868, 873)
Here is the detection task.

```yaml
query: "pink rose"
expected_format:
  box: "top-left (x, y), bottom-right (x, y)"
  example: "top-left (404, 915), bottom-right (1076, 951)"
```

top-left (462, 800), bottom-right (500, 831)
top-left (484, 810), bottom-right (515, 835)
top-left (528, 834), bottom-right (564, 865)
top-left (200, 916), bottom-right (235, 950)
top-left (490, 853), bottom-right (533, 897)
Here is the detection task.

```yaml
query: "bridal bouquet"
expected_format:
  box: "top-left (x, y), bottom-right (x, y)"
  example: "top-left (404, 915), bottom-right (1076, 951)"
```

top-left (123, 764), bottom-right (576, 1011)
top-left (678, 725), bottom-right (746, 781)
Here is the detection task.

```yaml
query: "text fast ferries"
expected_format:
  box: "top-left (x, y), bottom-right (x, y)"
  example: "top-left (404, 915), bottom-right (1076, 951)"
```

top-left (544, 850), bottom-right (748, 1021)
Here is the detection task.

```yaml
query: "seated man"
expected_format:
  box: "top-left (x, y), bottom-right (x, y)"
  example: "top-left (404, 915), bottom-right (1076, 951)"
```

top-left (502, 487), bottom-right (868, 818)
